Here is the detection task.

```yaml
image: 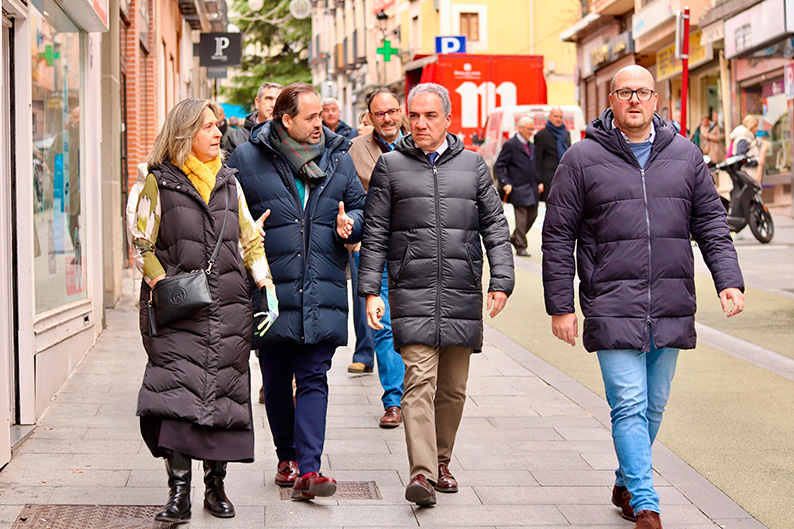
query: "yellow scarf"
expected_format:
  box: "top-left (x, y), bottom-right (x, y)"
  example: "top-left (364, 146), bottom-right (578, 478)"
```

top-left (181, 155), bottom-right (221, 204)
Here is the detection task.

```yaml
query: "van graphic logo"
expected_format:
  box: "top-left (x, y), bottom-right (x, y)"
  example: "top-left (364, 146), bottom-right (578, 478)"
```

top-left (169, 288), bottom-right (187, 305)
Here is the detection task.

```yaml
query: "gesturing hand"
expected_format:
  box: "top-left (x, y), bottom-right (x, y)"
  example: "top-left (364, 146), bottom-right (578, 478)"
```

top-left (336, 201), bottom-right (354, 239)
top-left (256, 209), bottom-right (270, 244)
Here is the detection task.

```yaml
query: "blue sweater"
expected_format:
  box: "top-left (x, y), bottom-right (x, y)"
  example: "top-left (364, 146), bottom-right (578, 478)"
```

top-left (629, 141), bottom-right (653, 168)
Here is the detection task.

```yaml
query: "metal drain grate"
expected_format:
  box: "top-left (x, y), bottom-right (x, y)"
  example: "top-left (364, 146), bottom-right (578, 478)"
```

top-left (279, 481), bottom-right (381, 500)
top-left (13, 505), bottom-right (177, 529)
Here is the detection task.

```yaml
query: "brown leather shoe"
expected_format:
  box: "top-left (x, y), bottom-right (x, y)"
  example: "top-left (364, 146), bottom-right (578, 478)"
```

top-left (405, 474), bottom-right (436, 506)
top-left (379, 406), bottom-right (402, 428)
top-left (634, 510), bottom-right (662, 529)
top-left (291, 471), bottom-right (337, 500)
top-left (274, 461), bottom-right (298, 487)
top-left (434, 463), bottom-right (458, 493)
top-left (347, 362), bottom-right (373, 374)
top-left (258, 385), bottom-right (264, 404)
top-left (612, 484), bottom-right (636, 521)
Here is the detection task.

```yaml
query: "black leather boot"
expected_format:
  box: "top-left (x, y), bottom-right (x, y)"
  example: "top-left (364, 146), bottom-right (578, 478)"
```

top-left (203, 460), bottom-right (235, 518)
top-left (154, 452), bottom-right (192, 523)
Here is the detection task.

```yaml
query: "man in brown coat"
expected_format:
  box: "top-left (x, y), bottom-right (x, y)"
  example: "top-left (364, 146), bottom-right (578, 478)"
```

top-left (348, 88), bottom-right (407, 428)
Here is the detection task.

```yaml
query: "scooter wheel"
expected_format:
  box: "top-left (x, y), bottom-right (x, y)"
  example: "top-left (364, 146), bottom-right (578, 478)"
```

top-left (749, 204), bottom-right (774, 243)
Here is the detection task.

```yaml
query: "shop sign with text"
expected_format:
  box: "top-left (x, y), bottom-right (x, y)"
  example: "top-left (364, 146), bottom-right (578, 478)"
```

top-left (591, 31), bottom-right (634, 71)
top-left (656, 30), bottom-right (712, 80)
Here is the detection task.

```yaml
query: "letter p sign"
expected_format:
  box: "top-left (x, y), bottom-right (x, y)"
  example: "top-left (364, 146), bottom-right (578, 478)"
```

top-left (214, 36), bottom-right (230, 58)
top-left (435, 36), bottom-right (467, 55)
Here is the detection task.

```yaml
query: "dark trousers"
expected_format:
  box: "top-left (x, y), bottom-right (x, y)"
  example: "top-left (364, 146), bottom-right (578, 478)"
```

top-left (260, 341), bottom-right (336, 474)
top-left (350, 251), bottom-right (375, 366)
top-left (511, 205), bottom-right (538, 251)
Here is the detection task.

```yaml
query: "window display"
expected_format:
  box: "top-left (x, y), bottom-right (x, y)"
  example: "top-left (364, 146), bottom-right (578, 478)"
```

top-left (31, 1), bottom-right (85, 313)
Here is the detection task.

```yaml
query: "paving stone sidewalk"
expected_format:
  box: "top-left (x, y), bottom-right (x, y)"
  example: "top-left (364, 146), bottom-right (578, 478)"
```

top-left (0, 290), bottom-right (766, 528)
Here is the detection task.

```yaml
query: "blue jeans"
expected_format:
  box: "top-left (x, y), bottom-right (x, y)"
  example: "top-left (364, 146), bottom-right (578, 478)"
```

top-left (597, 339), bottom-right (679, 514)
top-left (350, 251), bottom-right (375, 366)
top-left (373, 267), bottom-right (404, 408)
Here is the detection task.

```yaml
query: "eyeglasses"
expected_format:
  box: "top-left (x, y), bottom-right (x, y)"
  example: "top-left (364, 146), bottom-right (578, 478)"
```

top-left (612, 88), bottom-right (655, 101)
top-left (372, 108), bottom-right (401, 120)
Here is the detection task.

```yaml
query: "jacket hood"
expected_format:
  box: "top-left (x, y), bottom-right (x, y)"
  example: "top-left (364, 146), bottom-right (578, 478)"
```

top-left (729, 124), bottom-right (754, 141)
top-left (394, 132), bottom-right (466, 162)
top-left (137, 162), bottom-right (149, 185)
top-left (249, 120), bottom-right (349, 155)
top-left (243, 111), bottom-right (259, 130)
top-left (584, 108), bottom-right (677, 162)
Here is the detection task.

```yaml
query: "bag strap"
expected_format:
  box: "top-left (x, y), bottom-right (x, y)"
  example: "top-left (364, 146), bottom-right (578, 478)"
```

top-left (206, 183), bottom-right (230, 274)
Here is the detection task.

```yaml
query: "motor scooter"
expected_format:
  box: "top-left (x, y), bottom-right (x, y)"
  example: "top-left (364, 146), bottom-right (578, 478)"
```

top-left (706, 154), bottom-right (774, 243)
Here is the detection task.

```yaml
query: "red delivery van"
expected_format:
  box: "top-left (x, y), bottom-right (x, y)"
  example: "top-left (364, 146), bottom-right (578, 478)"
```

top-left (405, 54), bottom-right (547, 150)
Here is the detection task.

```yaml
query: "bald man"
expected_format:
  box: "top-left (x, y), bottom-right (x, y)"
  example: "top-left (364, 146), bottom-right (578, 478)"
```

top-left (494, 116), bottom-right (541, 256)
top-left (541, 65), bottom-right (745, 529)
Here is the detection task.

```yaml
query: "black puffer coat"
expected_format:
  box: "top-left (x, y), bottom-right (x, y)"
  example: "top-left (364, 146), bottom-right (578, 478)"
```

top-left (228, 122), bottom-right (366, 347)
top-left (542, 110), bottom-right (744, 352)
top-left (358, 133), bottom-right (515, 351)
top-left (137, 162), bottom-right (254, 429)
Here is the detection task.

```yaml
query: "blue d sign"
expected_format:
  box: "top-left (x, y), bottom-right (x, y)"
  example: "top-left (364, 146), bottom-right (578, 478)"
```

top-left (435, 36), bottom-right (466, 54)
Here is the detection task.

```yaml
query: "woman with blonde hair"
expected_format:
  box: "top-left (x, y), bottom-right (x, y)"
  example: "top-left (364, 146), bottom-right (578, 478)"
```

top-left (132, 98), bottom-right (277, 523)
top-left (729, 114), bottom-right (765, 180)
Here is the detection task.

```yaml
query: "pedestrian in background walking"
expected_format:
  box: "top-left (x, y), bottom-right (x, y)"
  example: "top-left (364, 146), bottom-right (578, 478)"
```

top-left (542, 65), bottom-right (744, 529)
top-left (495, 115), bottom-right (541, 257)
top-left (533, 106), bottom-right (570, 201)
top-left (357, 110), bottom-right (375, 136)
top-left (132, 98), bottom-right (276, 523)
top-left (322, 97), bottom-right (358, 140)
top-left (228, 83), bottom-right (366, 500)
top-left (349, 87), bottom-right (408, 429)
top-left (359, 82), bottom-right (514, 507)
top-left (223, 82), bottom-right (283, 153)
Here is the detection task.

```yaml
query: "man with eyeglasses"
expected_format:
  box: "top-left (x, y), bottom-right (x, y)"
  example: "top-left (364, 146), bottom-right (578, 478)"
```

top-left (347, 88), bottom-right (408, 428)
top-left (542, 65), bottom-right (744, 529)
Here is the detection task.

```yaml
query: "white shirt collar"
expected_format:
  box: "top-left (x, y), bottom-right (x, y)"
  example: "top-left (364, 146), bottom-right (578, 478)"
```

top-left (423, 138), bottom-right (449, 157)
top-left (516, 133), bottom-right (530, 145)
top-left (612, 119), bottom-right (656, 143)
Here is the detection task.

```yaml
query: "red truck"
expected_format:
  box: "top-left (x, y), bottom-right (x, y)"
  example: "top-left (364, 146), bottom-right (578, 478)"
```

top-left (405, 54), bottom-right (547, 149)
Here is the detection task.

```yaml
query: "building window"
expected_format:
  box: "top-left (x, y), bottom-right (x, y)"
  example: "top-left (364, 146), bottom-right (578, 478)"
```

top-left (460, 13), bottom-right (479, 42)
top-left (30, 1), bottom-right (86, 313)
top-left (452, 5), bottom-right (487, 50)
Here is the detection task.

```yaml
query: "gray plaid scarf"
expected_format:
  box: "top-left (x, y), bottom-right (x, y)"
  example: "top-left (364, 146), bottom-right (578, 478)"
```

top-left (270, 121), bottom-right (327, 188)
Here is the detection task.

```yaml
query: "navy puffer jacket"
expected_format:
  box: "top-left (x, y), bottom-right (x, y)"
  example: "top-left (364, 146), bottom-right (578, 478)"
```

top-left (358, 133), bottom-right (515, 351)
top-left (228, 122), bottom-right (365, 347)
top-left (542, 110), bottom-right (744, 352)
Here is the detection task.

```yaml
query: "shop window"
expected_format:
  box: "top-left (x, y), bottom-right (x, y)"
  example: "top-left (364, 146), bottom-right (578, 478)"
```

top-left (742, 81), bottom-right (791, 176)
top-left (30, 1), bottom-right (85, 313)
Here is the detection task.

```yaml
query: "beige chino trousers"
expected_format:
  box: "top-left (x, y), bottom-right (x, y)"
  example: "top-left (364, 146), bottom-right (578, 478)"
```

top-left (400, 343), bottom-right (472, 483)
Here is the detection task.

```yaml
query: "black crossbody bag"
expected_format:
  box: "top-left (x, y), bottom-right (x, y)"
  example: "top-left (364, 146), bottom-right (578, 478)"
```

top-left (148, 186), bottom-right (229, 336)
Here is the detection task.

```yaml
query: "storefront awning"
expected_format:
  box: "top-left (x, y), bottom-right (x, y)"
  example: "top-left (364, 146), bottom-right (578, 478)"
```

top-left (560, 13), bottom-right (602, 43)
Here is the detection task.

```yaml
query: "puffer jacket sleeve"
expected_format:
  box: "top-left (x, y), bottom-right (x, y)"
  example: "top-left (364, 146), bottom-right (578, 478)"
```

top-left (476, 155), bottom-right (515, 296)
top-left (689, 155), bottom-right (745, 294)
top-left (542, 156), bottom-right (585, 315)
top-left (358, 156), bottom-right (391, 296)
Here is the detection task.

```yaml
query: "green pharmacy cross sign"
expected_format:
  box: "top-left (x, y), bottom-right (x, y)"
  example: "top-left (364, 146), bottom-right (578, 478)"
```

top-left (41, 45), bottom-right (60, 66)
top-left (376, 40), bottom-right (399, 62)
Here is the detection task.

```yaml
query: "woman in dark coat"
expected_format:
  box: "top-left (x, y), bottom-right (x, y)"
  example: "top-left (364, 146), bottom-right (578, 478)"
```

top-left (132, 98), bottom-right (276, 523)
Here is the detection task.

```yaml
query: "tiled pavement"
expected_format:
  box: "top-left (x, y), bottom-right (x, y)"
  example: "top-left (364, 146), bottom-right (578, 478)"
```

top-left (0, 291), bottom-right (767, 528)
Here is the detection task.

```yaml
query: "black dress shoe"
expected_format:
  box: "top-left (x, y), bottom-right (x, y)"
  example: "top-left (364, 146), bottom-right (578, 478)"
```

top-left (405, 474), bottom-right (436, 506)
top-left (203, 460), bottom-right (235, 518)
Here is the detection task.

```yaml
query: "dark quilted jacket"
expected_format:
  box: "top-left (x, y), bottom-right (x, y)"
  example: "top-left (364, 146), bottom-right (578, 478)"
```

top-left (137, 162), bottom-right (254, 429)
top-left (542, 109), bottom-right (744, 352)
top-left (228, 122), bottom-right (366, 347)
top-left (358, 133), bottom-right (515, 351)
